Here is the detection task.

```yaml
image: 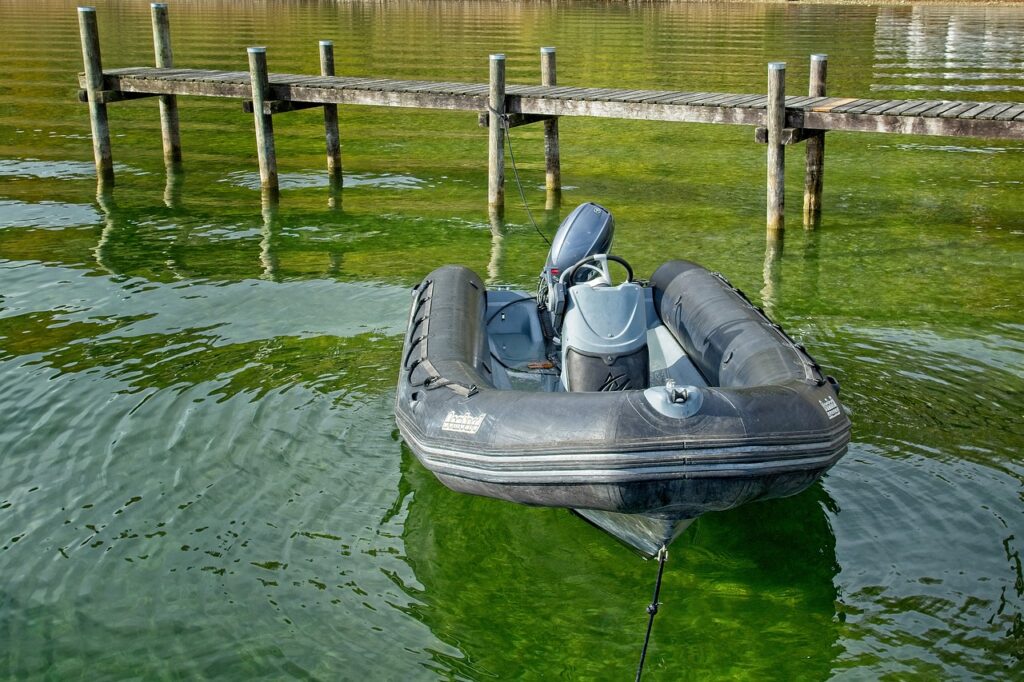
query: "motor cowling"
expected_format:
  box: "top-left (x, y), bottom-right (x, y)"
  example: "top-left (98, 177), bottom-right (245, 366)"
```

top-left (538, 202), bottom-right (614, 335)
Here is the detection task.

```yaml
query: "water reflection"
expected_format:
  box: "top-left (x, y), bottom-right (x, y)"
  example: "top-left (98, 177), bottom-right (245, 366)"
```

top-left (163, 164), bottom-right (183, 210)
top-left (93, 188), bottom-right (117, 275)
top-left (761, 229), bottom-right (783, 318)
top-left (545, 188), bottom-right (562, 215)
top-left (328, 181), bottom-right (342, 211)
top-left (260, 192), bottom-right (279, 280)
top-left (397, 444), bottom-right (841, 678)
top-left (873, 7), bottom-right (1024, 94)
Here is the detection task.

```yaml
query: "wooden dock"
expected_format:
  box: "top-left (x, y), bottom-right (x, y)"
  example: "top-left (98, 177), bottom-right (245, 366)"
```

top-left (77, 5), bottom-right (1024, 231)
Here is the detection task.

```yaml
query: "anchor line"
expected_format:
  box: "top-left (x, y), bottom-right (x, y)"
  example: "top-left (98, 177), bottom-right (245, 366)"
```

top-left (635, 545), bottom-right (668, 682)
top-left (487, 104), bottom-right (551, 246)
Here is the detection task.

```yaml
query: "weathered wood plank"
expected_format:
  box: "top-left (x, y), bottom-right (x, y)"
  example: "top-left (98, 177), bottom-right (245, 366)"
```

top-left (715, 93), bottom-right (758, 107)
top-left (693, 93), bottom-right (743, 106)
top-left (994, 103), bottom-right (1024, 121)
top-left (843, 99), bottom-right (893, 114)
top-left (592, 87), bottom-right (637, 100)
top-left (880, 99), bottom-right (929, 116)
top-left (785, 96), bottom-right (822, 108)
top-left (959, 102), bottom-right (1002, 119)
top-left (973, 103), bottom-right (1015, 120)
top-left (802, 110), bottom-right (1024, 140)
top-left (78, 62), bottom-right (1024, 140)
top-left (477, 112), bottom-right (555, 128)
top-left (898, 100), bottom-right (950, 117)
top-left (810, 97), bottom-right (856, 112)
top-left (560, 87), bottom-right (606, 100)
top-left (615, 90), bottom-right (664, 103)
top-left (77, 88), bottom-right (158, 103)
top-left (242, 99), bottom-right (323, 114)
top-left (863, 100), bottom-right (907, 116)
top-left (918, 101), bottom-right (962, 118)
top-left (511, 95), bottom-right (766, 126)
top-left (940, 102), bottom-right (983, 119)
top-left (635, 90), bottom-right (678, 103)
top-left (726, 94), bottom-right (767, 108)
top-left (533, 86), bottom-right (581, 99)
top-left (792, 96), bottom-right (832, 110)
top-left (754, 126), bottom-right (817, 145)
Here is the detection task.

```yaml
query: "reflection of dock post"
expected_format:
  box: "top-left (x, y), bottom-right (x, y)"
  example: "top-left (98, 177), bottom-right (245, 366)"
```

top-left (487, 206), bottom-right (505, 285)
top-left (78, 7), bottom-right (115, 188)
top-left (319, 40), bottom-right (343, 189)
top-left (488, 54), bottom-right (506, 211)
top-left (93, 187), bottom-right (116, 274)
top-left (766, 61), bottom-right (786, 233)
top-left (151, 3), bottom-right (182, 166)
top-left (541, 47), bottom-right (561, 191)
top-left (260, 191), bottom-right (279, 280)
top-left (761, 230), bottom-right (784, 319)
top-left (545, 187), bottom-right (561, 213)
top-left (803, 55), bottom-right (827, 228)
top-left (163, 164), bottom-right (183, 209)
top-left (247, 47), bottom-right (279, 195)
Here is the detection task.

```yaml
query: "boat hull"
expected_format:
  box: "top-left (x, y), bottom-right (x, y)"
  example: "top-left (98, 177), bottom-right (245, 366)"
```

top-left (394, 262), bottom-right (850, 554)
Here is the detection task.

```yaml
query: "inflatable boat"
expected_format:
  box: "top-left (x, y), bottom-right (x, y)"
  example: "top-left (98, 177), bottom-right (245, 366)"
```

top-left (395, 203), bottom-right (850, 556)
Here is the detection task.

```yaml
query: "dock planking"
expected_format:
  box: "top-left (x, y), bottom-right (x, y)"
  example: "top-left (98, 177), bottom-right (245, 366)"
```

top-left (81, 66), bottom-right (1024, 140)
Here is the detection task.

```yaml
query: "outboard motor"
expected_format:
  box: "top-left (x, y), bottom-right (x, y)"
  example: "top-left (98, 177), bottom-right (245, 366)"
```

top-left (538, 202), bottom-right (615, 335)
top-left (539, 203), bottom-right (649, 392)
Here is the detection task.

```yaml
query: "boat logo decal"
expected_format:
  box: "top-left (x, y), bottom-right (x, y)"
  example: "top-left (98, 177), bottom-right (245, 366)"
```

top-left (441, 411), bottom-right (486, 434)
top-left (819, 396), bottom-right (841, 420)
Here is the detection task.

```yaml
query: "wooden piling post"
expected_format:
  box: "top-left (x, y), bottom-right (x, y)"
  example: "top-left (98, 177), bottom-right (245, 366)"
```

top-left (766, 61), bottom-right (786, 233)
top-left (320, 40), bottom-right (343, 187)
top-left (803, 54), bottom-right (827, 227)
top-left (488, 53), bottom-right (506, 211)
top-left (247, 47), bottom-right (278, 193)
top-left (151, 3), bottom-right (181, 165)
top-left (78, 7), bottom-right (114, 187)
top-left (541, 47), bottom-right (561, 191)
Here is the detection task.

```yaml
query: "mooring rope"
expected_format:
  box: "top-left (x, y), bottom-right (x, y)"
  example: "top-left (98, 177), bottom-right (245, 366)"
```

top-left (635, 545), bottom-right (669, 682)
top-left (488, 105), bottom-right (551, 246)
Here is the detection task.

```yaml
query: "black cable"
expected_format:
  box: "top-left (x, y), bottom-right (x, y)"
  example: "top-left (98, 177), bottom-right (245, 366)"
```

top-left (489, 105), bottom-right (551, 246)
top-left (485, 295), bottom-right (537, 325)
top-left (635, 546), bottom-right (668, 682)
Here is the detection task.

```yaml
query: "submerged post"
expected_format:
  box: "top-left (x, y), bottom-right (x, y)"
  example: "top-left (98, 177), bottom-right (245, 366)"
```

top-left (541, 47), bottom-right (561, 192)
top-left (488, 53), bottom-right (506, 211)
top-left (803, 54), bottom-right (827, 227)
top-left (78, 7), bottom-right (114, 186)
top-left (151, 3), bottom-right (181, 165)
top-left (320, 40), bottom-right (343, 188)
top-left (767, 62), bottom-right (786, 233)
top-left (247, 47), bottom-right (278, 193)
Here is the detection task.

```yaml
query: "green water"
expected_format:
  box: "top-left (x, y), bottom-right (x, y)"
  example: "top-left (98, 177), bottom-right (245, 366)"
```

top-left (1, 0), bottom-right (1022, 678)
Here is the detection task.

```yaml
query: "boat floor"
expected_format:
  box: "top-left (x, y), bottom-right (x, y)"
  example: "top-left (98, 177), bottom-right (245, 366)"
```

top-left (486, 289), bottom-right (709, 393)
top-left (486, 289), bottom-right (706, 555)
